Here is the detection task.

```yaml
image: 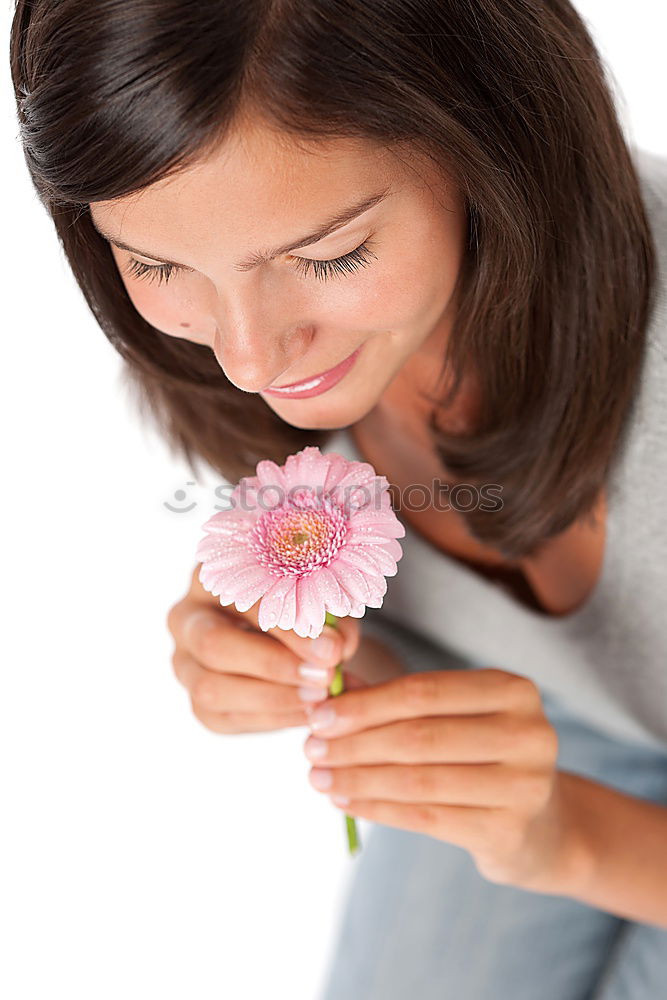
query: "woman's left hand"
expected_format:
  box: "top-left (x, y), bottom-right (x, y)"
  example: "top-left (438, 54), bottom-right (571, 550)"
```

top-left (303, 668), bottom-right (585, 888)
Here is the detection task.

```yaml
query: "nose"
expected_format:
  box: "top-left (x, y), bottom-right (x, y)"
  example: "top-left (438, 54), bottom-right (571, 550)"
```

top-left (212, 324), bottom-right (313, 393)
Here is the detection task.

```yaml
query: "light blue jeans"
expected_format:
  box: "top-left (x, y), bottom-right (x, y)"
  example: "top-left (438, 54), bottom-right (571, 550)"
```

top-left (318, 654), bottom-right (667, 1000)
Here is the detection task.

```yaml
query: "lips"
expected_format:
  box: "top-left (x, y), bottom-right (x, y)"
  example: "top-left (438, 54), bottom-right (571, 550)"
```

top-left (262, 346), bottom-right (362, 399)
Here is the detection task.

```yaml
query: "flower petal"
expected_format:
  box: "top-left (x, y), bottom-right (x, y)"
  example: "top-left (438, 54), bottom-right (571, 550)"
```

top-left (329, 559), bottom-right (372, 606)
top-left (215, 563), bottom-right (269, 605)
top-left (348, 508), bottom-right (405, 534)
top-left (346, 526), bottom-right (404, 545)
top-left (312, 564), bottom-right (352, 618)
top-left (336, 559), bottom-right (387, 607)
top-left (234, 566), bottom-right (274, 613)
top-left (257, 575), bottom-right (294, 631)
top-left (195, 536), bottom-right (250, 566)
top-left (198, 553), bottom-right (256, 593)
top-left (293, 574), bottom-right (326, 638)
top-left (336, 548), bottom-right (387, 586)
top-left (344, 550), bottom-right (386, 579)
top-left (297, 447), bottom-right (333, 490)
top-left (382, 537), bottom-right (405, 561)
top-left (255, 459), bottom-right (287, 491)
top-left (276, 580), bottom-right (298, 632)
top-left (283, 446), bottom-right (331, 494)
top-left (329, 462), bottom-right (382, 509)
top-left (321, 452), bottom-right (356, 492)
top-left (344, 542), bottom-right (398, 578)
top-left (199, 510), bottom-right (256, 536)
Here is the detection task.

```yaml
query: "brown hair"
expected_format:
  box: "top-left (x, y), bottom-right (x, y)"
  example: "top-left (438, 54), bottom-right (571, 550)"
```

top-left (10, 0), bottom-right (657, 560)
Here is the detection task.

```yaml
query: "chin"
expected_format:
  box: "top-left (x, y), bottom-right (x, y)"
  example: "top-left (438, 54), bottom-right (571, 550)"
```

top-left (263, 392), bottom-right (374, 431)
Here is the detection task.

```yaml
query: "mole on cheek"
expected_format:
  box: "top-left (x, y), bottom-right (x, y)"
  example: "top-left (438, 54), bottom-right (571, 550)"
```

top-left (180, 322), bottom-right (191, 328)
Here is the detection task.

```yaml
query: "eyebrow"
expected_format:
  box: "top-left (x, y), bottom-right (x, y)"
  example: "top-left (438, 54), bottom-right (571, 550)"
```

top-left (89, 187), bottom-right (392, 271)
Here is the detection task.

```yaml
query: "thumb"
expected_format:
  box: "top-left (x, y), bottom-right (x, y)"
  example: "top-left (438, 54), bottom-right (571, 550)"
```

top-left (326, 614), bottom-right (362, 662)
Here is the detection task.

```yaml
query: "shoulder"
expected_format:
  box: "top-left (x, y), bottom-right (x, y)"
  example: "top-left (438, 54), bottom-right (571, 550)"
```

top-left (599, 149), bottom-right (667, 506)
top-left (632, 147), bottom-right (667, 364)
top-left (634, 146), bottom-right (667, 219)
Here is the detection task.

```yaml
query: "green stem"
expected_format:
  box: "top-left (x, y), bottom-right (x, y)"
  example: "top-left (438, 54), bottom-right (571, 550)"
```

top-left (324, 611), bottom-right (362, 856)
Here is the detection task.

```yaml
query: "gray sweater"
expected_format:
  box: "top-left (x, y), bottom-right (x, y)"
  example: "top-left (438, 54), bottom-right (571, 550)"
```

top-left (324, 146), bottom-right (667, 754)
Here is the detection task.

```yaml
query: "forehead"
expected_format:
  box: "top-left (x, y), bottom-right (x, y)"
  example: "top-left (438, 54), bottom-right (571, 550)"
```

top-left (89, 122), bottom-right (433, 250)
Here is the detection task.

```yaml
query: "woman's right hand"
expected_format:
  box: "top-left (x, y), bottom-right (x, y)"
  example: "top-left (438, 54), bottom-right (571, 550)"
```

top-left (166, 563), bottom-right (367, 735)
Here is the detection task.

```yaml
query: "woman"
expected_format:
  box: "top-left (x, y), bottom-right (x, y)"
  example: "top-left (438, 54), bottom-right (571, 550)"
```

top-left (10, 0), bottom-right (667, 996)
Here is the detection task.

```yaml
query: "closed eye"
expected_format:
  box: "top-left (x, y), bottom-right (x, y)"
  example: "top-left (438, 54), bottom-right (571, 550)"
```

top-left (122, 240), bottom-right (378, 286)
top-left (291, 241), bottom-right (377, 281)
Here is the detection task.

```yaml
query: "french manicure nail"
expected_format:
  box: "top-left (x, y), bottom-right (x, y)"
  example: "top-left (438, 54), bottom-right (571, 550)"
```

top-left (298, 662), bottom-right (330, 684)
top-left (308, 629), bottom-right (338, 662)
top-left (304, 736), bottom-right (328, 760)
top-left (309, 768), bottom-right (333, 791)
top-left (308, 704), bottom-right (336, 731)
top-left (297, 686), bottom-right (329, 703)
top-left (185, 610), bottom-right (218, 643)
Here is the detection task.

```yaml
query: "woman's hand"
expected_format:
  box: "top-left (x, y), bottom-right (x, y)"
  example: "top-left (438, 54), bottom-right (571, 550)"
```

top-left (167, 563), bottom-right (364, 735)
top-left (302, 667), bottom-right (585, 888)
top-left (166, 564), bottom-right (405, 735)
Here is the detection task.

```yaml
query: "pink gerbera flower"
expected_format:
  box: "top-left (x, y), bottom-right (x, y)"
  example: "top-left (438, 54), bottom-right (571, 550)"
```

top-left (195, 445), bottom-right (405, 638)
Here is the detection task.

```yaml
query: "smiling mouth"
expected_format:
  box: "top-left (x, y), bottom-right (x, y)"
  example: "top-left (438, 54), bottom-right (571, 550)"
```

top-left (262, 346), bottom-right (362, 399)
top-left (268, 361), bottom-right (339, 391)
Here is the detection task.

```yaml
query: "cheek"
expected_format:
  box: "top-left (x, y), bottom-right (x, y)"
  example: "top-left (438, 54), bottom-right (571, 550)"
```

top-left (359, 252), bottom-right (456, 331)
top-left (308, 257), bottom-right (449, 333)
top-left (123, 279), bottom-right (183, 334)
top-left (359, 198), bottom-right (465, 332)
top-left (123, 276), bottom-right (212, 344)
top-left (112, 248), bottom-right (202, 338)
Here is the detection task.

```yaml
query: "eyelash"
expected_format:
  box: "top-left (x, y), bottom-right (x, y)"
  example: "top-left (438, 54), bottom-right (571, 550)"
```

top-left (292, 242), bottom-right (377, 281)
top-left (122, 241), bottom-right (378, 286)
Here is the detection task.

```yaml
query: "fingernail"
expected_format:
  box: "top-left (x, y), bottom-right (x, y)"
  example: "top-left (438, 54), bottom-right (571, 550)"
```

top-left (298, 662), bottom-right (330, 685)
top-left (309, 768), bottom-right (333, 791)
top-left (297, 686), bottom-right (329, 703)
top-left (304, 736), bottom-right (328, 760)
top-left (308, 628), bottom-right (339, 663)
top-left (330, 794), bottom-right (350, 807)
top-left (308, 704), bottom-right (336, 731)
top-left (185, 610), bottom-right (218, 643)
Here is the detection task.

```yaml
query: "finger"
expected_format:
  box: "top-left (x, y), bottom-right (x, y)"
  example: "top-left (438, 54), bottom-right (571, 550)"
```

top-left (307, 760), bottom-right (523, 807)
top-left (301, 669), bottom-right (369, 727)
top-left (324, 796), bottom-right (495, 854)
top-left (302, 668), bottom-right (533, 737)
top-left (191, 699), bottom-right (310, 735)
top-left (172, 648), bottom-right (324, 713)
top-left (303, 714), bottom-right (518, 766)
top-left (322, 614), bottom-right (361, 662)
top-left (188, 561), bottom-right (361, 667)
top-left (169, 602), bottom-right (335, 688)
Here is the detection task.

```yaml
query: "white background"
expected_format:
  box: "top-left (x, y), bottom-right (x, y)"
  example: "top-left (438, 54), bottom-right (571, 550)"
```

top-left (2, 3), bottom-right (666, 998)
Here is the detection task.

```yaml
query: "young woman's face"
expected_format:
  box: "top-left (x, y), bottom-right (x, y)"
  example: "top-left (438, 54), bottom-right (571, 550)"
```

top-left (89, 120), bottom-right (467, 430)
